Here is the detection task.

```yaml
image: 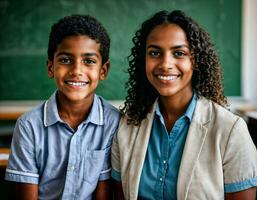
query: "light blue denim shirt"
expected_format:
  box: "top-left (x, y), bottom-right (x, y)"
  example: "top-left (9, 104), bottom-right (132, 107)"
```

top-left (5, 91), bottom-right (120, 200)
top-left (137, 95), bottom-right (197, 200)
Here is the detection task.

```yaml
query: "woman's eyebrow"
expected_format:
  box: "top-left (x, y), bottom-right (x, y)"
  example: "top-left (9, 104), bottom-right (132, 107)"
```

top-left (171, 44), bottom-right (189, 49)
top-left (146, 44), bottom-right (161, 50)
top-left (146, 44), bottom-right (189, 50)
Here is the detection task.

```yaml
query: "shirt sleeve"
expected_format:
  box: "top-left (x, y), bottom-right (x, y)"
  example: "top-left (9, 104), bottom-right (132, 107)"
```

top-left (99, 121), bottom-right (120, 181)
top-left (99, 102), bottom-right (121, 181)
top-left (223, 117), bottom-right (257, 192)
top-left (111, 168), bottom-right (122, 181)
top-left (98, 145), bottom-right (112, 181)
top-left (5, 118), bottom-right (39, 184)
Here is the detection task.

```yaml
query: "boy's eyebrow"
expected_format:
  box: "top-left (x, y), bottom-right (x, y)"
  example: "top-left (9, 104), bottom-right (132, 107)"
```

top-left (82, 52), bottom-right (100, 58)
top-left (146, 44), bottom-right (189, 50)
top-left (56, 52), bottom-right (100, 58)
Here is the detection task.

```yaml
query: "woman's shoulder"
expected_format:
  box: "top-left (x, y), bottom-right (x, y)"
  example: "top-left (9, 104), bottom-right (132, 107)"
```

top-left (196, 97), bottom-right (247, 128)
top-left (118, 114), bottom-right (138, 132)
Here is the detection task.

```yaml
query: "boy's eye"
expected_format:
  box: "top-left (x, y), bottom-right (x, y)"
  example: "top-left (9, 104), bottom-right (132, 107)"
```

top-left (148, 50), bottom-right (161, 57)
top-left (59, 57), bottom-right (72, 64)
top-left (83, 59), bottom-right (96, 65)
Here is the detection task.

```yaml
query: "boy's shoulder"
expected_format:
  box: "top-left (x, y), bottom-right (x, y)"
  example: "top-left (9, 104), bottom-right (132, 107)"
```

top-left (18, 102), bottom-right (45, 123)
top-left (97, 95), bottom-right (121, 121)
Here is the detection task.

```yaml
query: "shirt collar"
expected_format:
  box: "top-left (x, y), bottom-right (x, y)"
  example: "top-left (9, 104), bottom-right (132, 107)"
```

top-left (184, 94), bottom-right (197, 122)
top-left (86, 94), bottom-right (104, 125)
top-left (44, 91), bottom-right (104, 127)
top-left (44, 91), bottom-right (61, 127)
top-left (155, 93), bottom-right (197, 122)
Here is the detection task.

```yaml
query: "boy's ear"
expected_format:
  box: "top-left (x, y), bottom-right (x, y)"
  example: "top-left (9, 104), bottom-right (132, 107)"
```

top-left (100, 60), bottom-right (110, 80)
top-left (47, 60), bottom-right (54, 78)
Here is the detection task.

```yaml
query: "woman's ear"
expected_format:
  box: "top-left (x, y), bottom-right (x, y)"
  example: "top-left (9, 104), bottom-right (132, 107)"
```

top-left (47, 60), bottom-right (54, 78)
top-left (100, 60), bottom-right (110, 80)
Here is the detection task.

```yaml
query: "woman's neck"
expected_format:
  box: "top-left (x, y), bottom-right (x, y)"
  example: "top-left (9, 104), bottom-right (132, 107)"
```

top-left (159, 91), bottom-right (193, 132)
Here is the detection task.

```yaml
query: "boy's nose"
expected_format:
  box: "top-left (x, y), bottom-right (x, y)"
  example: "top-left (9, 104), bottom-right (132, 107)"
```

top-left (70, 61), bottom-right (84, 75)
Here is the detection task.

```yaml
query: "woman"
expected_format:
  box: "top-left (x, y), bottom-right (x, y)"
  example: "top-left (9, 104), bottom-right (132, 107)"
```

top-left (111, 10), bottom-right (257, 199)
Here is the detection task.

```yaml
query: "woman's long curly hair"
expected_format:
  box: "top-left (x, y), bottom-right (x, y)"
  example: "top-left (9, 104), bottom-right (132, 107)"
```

top-left (122, 10), bottom-right (228, 125)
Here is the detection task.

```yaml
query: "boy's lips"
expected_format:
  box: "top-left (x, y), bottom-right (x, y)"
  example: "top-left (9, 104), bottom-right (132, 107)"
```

top-left (64, 80), bottom-right (89, 86)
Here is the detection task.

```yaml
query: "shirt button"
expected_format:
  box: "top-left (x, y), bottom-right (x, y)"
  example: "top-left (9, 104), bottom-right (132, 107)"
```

top-left (160, 178), bottom-right (163, 181)
top-left (70, 165), bottom-right (75, 171)
top-left (163, 160), bottom-right (166, 164)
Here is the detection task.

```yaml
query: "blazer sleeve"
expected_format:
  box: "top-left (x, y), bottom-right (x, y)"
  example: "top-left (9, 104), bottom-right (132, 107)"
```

top-left (111, 124), bottom-right (121, 180)
top-left (222, 117), bottom-right (257, 185)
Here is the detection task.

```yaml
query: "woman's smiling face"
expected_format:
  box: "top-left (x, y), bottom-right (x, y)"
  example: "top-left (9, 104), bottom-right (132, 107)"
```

top-left (145, 23), bottom-right (194, 99)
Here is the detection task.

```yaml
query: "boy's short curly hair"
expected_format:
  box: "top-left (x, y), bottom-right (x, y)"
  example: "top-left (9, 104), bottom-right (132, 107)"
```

top-left (47, 14), bottom-right (110, 64)
top-left (123, 10), bottom-right (228, 125)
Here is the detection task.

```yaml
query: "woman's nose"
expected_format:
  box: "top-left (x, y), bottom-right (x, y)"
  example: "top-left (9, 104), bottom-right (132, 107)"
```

top-left (159, 53), bottom-right (174, 69)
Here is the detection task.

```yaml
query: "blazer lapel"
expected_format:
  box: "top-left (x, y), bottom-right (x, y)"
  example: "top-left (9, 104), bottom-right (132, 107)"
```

top-left (128, 101), bottom-right (157, 200)
top-left (177, 97), bottom-right (211, 199)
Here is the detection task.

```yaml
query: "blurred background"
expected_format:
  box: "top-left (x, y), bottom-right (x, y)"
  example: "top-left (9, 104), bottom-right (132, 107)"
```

top-left (0, 0), bottom-right (257, 198)
top-left (0, 0), bottom-right (248, 100)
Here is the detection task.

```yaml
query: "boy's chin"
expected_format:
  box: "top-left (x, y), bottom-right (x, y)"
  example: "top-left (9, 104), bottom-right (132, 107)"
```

top-left (58, 90), bottom-right (95, 103)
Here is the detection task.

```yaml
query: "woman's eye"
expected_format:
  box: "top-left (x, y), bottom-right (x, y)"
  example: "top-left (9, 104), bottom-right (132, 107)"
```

top-left (148, 51), bottom-right (160, 57)
top-left (59, 57), bottom-right (72, 64)
top-left (174, 51), bottom-right (186, 57)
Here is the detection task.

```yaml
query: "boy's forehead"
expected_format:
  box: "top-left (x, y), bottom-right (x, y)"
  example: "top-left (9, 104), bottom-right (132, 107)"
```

top-left (56, 35), bottom-right (101, 55)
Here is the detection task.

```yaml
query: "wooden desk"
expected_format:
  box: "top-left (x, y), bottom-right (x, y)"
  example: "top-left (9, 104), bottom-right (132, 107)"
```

top-left (0, 148), bottom-right (10, 169)
top-left (236, 107), bottom-right (257, 147)
top-left (245, 111), bottom-right (257, 147)
top-left (0, 101), bottom-right (43, 120)
top-left (0, 100), bottom-right (123, 120)
top-left (247, 111), bottom-right (257, 124)
top-left (0, 101), bottom-right (43, 148)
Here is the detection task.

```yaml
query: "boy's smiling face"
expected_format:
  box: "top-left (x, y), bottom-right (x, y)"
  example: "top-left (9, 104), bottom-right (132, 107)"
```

top-left (47, 35), bottom-right (109, 103)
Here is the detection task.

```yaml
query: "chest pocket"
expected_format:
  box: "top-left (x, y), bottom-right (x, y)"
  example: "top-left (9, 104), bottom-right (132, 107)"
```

top-left (83, 149), bottom-right (106, 183)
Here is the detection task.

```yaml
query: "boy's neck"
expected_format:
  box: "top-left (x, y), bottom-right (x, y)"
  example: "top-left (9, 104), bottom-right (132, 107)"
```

top-left (56, 93), bottom-right (94, 130)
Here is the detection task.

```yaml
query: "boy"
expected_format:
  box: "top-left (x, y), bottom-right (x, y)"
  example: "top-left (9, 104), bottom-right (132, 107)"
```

top-left (5, 15), bottom-right (120, 200)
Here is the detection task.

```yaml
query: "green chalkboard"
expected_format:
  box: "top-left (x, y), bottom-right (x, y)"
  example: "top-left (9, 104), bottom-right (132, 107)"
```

top-left (0, 0), bottom-right (241, 100)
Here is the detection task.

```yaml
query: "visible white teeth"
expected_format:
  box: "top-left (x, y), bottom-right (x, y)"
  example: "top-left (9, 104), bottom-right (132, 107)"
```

top-left (157, 75), bottom-right (178, 80)
top-left (66, 81), bottom-right (87, 86)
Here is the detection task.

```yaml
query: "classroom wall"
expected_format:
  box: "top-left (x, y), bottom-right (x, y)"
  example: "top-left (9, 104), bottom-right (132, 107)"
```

top-left (0, 0), bottom-right (242, 100)
top-left (242, 0), bottom-right (257, 104)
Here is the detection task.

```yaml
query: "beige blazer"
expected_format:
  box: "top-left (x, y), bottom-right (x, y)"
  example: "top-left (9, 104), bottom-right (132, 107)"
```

top-left (111, 97), bottom-right (257, 200)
